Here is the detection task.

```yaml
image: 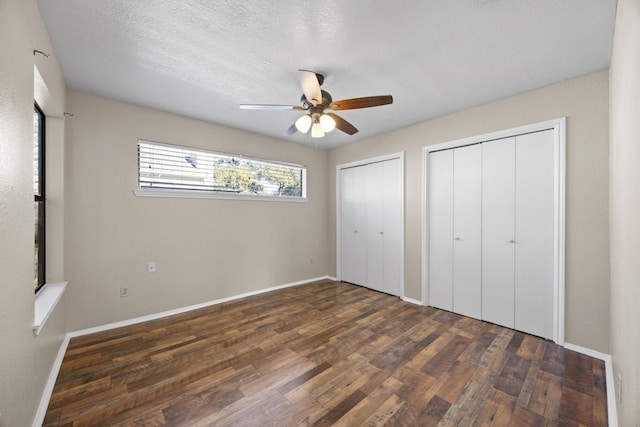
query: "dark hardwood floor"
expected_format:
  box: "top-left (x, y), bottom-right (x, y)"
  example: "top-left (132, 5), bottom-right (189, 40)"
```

top-left (43, 280), bottom-right (607, 426)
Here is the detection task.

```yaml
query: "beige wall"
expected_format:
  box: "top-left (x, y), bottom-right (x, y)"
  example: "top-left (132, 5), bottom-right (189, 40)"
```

top-left (0, 0), bottom-right (67, 426)
top-left (63, 91), bottom-right (330, 331)
top-left (329, 71), bottom-right (610, 353)
top-left (610, 0), bottom-right (640, 424)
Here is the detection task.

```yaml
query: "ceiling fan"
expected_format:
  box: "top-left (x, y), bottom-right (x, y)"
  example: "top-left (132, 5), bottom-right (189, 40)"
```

top-left (239, 70), bottom-right (393, 138)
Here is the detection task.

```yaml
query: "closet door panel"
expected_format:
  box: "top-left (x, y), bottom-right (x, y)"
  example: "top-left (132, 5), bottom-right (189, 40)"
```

top-left (428, 150), bottom-right (454, 311)
top-left (340, 167), bottom-right (357, 284)
top-left (340, 166), bottom-right (368, 286)
top-left (452, 144), bottom-right (482, 319)
top-left (515, 130), bottom-right (555, 339)
top-left (351, 165), bottom-right (369, 286)
top-left (482, 138), bottom-right (516, 328)
top-left (383, 158), bottom-right (402, 296)
top-left (366, 161), bottom-right (385, 293)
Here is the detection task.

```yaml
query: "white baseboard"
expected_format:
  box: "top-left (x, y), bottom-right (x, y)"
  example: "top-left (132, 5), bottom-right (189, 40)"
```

top-left (34, 276), bottom-right (333, 424)
top-left (68, 276), bottom-right (332, 338)
top-left (564, 342), bottom-right (608, 360)
top-left (564, 342), bottom-right (618, 427)
top-left (401, 296), bottom-right (423, 306)
top-left (32, 334), bottom-right (70, 427)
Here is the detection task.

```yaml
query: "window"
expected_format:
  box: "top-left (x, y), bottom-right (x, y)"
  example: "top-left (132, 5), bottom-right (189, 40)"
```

top-left (34, 104), bottom-right (45, 293)
top-left (137, 140), bottom-right (306, 199)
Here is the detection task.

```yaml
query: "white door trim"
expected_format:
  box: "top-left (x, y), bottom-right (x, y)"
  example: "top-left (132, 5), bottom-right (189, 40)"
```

top-left (422, 118), bottom-right (566, 344)
top-left (336, 152), bottom-right (405, 298)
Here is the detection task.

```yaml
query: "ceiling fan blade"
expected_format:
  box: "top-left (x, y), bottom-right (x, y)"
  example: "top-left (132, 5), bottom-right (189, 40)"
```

top-left (239, 104), bottom-right (304, 110)
top-left (327, 113), bottom-right (358, 135)
top-left (328, 95), bottom-right (393, 111)
top-left (284, 122), bottom-right (298, 136)
top-left (298, 70), bottom-right (322, 106)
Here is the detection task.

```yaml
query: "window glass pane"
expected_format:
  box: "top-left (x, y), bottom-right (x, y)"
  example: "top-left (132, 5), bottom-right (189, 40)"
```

top-left (34, 105), bottom-right (45, 292)
top-left (33, 108), bottom-right (41, 196)
top-left (138, 141), bottom-right (306, 198)
top-left (34, 201), bottom-right (45, 290)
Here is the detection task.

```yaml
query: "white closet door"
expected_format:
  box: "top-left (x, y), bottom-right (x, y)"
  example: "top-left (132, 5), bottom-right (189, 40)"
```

top-left (428, 150), bottom-right (454, 311)
top-left (340, 166), bottom-right (368, 286)
top-left (383, 158), bottom-right (402, 296)
top-left (340, 167), bottom-right (357, 284)
top-left (452, 144), bottom-right (482, 319)
top-left (482, 137), bottom-right (516, 328)
top-left (366, 161), bottom-right (385, 293)
top-left (341, 157), bottom-right (403, 296)
top-left (515, 130), bottom-right (555, 339)
top-left (351, 165), bottom-right (369, 286)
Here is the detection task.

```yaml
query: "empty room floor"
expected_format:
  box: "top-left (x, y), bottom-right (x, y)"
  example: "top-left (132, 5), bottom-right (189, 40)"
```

top-left (43, 280), bottom-right (607, 426)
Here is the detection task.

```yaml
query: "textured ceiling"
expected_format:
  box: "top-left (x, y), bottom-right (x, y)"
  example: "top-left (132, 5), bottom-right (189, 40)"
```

top-left (37, 0), bottom-right (617, 148)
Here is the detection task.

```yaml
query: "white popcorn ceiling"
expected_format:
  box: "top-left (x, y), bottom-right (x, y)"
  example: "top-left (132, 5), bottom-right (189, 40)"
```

top-left (37, 0), bottom-right (616, 148)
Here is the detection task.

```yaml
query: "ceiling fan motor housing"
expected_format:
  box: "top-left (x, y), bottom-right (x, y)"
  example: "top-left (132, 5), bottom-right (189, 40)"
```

top-left (301, 90), bottom-right (333, 110)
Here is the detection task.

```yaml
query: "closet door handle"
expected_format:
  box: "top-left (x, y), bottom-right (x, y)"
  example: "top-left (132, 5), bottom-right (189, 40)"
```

top-left (354, 230), bottom-right (358, 234)
top-left (454, 237), bottom-right (462, 241)
top-left (507, 239), bottom-right (515, 243)
top-left (379, 231), bottom-right (384, 235)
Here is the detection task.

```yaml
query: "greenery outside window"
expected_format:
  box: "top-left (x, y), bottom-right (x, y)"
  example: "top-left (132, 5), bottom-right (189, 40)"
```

top-left (137, 140), bottom-right (306, 200)
top-left (34, 104), bottom-right (46, 293)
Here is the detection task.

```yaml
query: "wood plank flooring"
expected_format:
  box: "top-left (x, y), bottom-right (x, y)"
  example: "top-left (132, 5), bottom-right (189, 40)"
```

top-left (43, 280), bottom-right (607, 426)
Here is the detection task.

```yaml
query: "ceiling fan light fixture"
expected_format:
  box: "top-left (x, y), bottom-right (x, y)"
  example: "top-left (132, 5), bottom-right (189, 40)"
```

top-left (294, 114), bottom-right (312, 133)
top-left (311, 121), bottom-right (325, 138)
top-left (240, 69), bottom-right (393, 138)
top-left (319, 114), bottom-right (336, 132)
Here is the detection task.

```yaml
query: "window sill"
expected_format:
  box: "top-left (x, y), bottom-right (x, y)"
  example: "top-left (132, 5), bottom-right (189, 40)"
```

top-left (33, 282), bottom-right (67, 336)
top-left (133, 188), bottom-right (307, 202)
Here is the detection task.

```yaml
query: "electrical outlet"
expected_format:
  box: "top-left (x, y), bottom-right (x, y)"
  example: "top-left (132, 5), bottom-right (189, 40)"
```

top-left (120, 287), bottom-right (129, 298)
top-left (148, 261), bottom-right (156, 273)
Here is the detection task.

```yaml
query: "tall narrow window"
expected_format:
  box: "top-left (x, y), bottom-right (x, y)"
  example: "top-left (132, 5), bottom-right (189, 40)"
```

top-left (34, 104), bottom-right (45, 293)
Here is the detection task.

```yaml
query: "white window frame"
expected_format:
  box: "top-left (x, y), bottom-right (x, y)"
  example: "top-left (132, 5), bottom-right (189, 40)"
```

top-left (134, 140), bottom-right (307, 202)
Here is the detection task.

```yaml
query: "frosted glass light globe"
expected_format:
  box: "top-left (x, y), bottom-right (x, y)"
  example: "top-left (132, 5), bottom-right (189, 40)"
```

top-left (319, 114), bottom-right (336, 132)
top-left (311, 121), bottom-right (325, 138)
top-left (294, 114), bottom-right (312, 133)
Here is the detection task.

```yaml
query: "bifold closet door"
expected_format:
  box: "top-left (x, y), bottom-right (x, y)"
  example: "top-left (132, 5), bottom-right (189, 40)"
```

top-left (452, 144), bottom-right (482, 319)
top-left (482, 137), bottom-right (516, 328)
top-left (340, 166), bottom-right (367, 286)
top-left (341, 158), bottom-right (402, 296)
top-left (428, 150), bottom-right (454, 311)
top-left (382, 159), bottom-right (402, 296)
top-left (366, 161), bottom-right (385, 293)
top-left (428, 145), bottom-right (481, 317)
top-left (428, 129), bottom-right (557, 340)
top-left (515, 130), bottom-right (555, 339)
top-left (366, 159), bottom-right (402, 296)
